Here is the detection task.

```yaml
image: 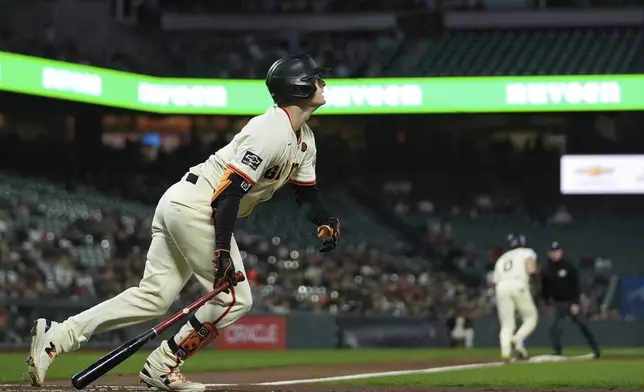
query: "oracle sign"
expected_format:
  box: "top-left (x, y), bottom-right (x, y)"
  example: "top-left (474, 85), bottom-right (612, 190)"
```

top-left (216, 316), bottom-right (286, 350)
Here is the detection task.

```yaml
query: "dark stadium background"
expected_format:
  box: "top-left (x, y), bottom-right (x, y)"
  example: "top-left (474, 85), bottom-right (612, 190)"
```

top-left (0, 0), bottom-right (642, 349)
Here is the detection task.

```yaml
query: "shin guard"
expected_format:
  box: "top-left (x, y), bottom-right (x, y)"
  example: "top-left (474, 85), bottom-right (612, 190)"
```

top-left (167, 315), bottom-right (218, 360)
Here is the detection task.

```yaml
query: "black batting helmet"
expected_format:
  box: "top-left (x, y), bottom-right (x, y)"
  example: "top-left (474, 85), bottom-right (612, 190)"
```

top-left (507, 233), bottom-right (527, 249)
top-left (265, 53), bottom-right (330, 105)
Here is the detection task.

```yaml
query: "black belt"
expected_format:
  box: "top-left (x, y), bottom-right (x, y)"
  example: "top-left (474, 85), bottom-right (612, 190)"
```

top-left (185, 173), bottom-right (199, 184)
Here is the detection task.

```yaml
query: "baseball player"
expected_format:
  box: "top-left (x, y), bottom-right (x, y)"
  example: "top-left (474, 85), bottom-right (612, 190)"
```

top-left (26, 53), bottom-right (341, 391)
top-left (492, 234), bottom-right (539, 362)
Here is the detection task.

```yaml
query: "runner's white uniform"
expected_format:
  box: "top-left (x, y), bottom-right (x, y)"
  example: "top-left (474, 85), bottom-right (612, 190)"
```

top-left (493, 247), bottom-right (539, 358)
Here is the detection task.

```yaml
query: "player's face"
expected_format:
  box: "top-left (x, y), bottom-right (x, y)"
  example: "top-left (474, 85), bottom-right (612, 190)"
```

top-left (549, 249), bottom-right (563, 261)
top-left (309, 76), bottom-right (326, 107)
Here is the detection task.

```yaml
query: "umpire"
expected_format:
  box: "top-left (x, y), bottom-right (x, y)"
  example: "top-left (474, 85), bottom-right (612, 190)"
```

top-left (541, 242), bottom-right (601, 358)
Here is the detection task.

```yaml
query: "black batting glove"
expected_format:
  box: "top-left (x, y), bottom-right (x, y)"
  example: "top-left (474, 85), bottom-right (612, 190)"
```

top-left (317, 217), bottom-right (341, 252)
top-left (213, 249), bottom-right (238, 293)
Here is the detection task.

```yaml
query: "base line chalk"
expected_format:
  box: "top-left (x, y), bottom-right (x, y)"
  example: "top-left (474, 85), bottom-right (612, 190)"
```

top-left (206, 352), bottom-right (596, 387)
top-left (208, 361), bottom-right (504, 387)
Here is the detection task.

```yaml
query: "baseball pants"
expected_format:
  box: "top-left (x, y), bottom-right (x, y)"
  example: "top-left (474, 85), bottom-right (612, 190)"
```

top-left (549, 300), bottom-right (599, 355)
top-left (54, 172), bottom-right (252, 354)
top-left (495, 280), bottom-right (538, 356)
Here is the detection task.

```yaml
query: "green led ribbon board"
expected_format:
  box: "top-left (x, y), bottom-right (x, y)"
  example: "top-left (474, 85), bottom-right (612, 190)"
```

top-left (0, 51), bottom-right (642, 114)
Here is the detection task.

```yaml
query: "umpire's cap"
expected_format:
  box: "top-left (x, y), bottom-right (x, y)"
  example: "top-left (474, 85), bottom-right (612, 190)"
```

top-left (265, 53), bottom-right (330, 105)
top-left (507, 233), bottom-right (527, 249)
top-left (549, 241), bottom-right (562, 251)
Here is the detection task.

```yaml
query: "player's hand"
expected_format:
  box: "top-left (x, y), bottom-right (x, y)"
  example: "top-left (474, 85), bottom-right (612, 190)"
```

top-left (570, 303), bottom-right (580, 316)
top-left (317, 217), bottom-right (340, 252)
top-left (213, 249), bottom-right (238, 294)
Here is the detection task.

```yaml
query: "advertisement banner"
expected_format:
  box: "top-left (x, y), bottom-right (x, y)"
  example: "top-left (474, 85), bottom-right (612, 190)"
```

top-left (336, 316), bottom-right (449, 348)
top-left (216, 316), bottom-right (286, 350)
top-left (2, 51), bottom-right (644, 114)
top-left (620, 277), bottom-right (644, 319)
top-left (560, 155), bottom-right (644, 194)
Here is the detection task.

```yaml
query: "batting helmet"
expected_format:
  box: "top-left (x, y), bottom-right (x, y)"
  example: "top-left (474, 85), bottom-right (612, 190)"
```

top-left (265, 53), bottom-right (330, 105)
top-left (507, 233), bottom-right (527, 249)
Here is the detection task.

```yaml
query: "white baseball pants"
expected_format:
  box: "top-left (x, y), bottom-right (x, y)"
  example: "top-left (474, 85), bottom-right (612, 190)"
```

top-left (495, 279), bottom-right (538, 357)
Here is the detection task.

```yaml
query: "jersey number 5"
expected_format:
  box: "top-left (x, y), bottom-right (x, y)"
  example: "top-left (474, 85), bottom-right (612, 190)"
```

top-left (503, 260), bottom-right (513, 272)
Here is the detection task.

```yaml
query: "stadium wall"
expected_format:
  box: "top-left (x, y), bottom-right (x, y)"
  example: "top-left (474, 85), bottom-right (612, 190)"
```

top-left (4, 300), bottom-right (643, 350)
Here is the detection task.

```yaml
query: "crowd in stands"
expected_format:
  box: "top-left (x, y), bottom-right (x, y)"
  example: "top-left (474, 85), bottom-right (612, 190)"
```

top-left (0, 167), bottom-right (491, 345)
top-left (375, 135), bottom-right (626, 323)
top-left (0, 125), bottom-right (496, 345)
top-left (0, 121), bottom-right (630, 345)
top-left (0, 10), bottom-right (634, 346)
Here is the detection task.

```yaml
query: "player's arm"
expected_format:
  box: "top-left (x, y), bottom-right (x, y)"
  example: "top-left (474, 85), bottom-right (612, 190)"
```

top-left (211, 167), bottom-right (252, 252)
top-left (491, 264), bottom-right (501, 290)
top-left (288, 142), bottom-right (340, 252)
top-left (526, 251), bottom-right (539, 295)
top-left (211, 133), bottom-right (275, 288)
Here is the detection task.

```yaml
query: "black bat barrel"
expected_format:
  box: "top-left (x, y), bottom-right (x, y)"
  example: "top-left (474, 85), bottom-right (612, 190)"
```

top-left (71, 329), bottom-right (157, 390)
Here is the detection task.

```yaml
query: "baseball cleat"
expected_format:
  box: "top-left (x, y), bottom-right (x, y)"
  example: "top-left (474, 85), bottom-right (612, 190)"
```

top-left (511, 341), bottom-right (529, 360)
top-left (515, 346), bottom-right (529, 360)
top-left (26, 318), bottom-right (60, 387)
top-left (510, 336), bottom-right (529, 361)
top-left (140, 361), bottom-right (206, 391)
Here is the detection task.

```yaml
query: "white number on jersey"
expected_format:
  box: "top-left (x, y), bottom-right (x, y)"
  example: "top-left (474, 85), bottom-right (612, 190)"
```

top-left (494, 248), bottom-right (536, 284)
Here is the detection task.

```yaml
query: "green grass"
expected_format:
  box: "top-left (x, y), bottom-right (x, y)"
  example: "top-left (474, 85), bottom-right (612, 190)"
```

top-left (7, 348), bottom-right (496, 383)
top-left (339, 360), bottom-right (644, 388)
top-left (6, 347), bottom-right (644, 385)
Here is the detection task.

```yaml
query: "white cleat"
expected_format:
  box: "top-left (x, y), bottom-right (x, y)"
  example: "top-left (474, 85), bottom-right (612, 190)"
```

top-left (511, 337), bottom-right (529, 360)
top-left (515, 346), bottom-right (529, 360)
top-left (26, 319), bottom-right (60, 387)
top-left (139, 360), bottom-right (206, 391)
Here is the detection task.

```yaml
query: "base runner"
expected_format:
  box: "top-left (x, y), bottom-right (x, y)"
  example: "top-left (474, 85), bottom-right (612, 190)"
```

top-left (26, 53), bottom-right (341, 391)
top-left (493, 234), bottom-right (539, 362)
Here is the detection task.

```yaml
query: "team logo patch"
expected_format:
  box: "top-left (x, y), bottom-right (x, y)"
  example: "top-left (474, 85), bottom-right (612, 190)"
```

top-left (301, 142), bottom-right (308, 152)
top-left (241, 151), bottom-right (263, 171)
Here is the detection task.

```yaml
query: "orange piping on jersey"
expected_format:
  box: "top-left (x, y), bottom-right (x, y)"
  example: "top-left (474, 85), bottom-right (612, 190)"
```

top-left (226, 164), bottom-right (255, 186)
top-left (289, 179), bottom-right (316, 186)
top-left (211, 168), bottom-right (234, 204)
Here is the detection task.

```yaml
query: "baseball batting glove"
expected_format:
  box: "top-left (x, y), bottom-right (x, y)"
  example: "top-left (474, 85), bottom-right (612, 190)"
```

top-left (213, 249), bottom-right (238, 293)
top-left (317, 217), bottom-right (341, 252)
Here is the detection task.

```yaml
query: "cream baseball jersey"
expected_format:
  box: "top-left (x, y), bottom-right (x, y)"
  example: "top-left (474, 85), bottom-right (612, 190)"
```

top-left (493, 248), bottom-right (537, 285)
top-left (189, 106), bottom-right (317, 217)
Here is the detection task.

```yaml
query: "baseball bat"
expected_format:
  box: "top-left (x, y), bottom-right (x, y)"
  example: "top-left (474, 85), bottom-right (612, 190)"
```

top-left (71, 271), bottom-right (245, 390)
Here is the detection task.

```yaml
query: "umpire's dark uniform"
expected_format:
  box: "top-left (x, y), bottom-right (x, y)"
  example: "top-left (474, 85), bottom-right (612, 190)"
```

top-left (541, 242), bottom-right (601, 358)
